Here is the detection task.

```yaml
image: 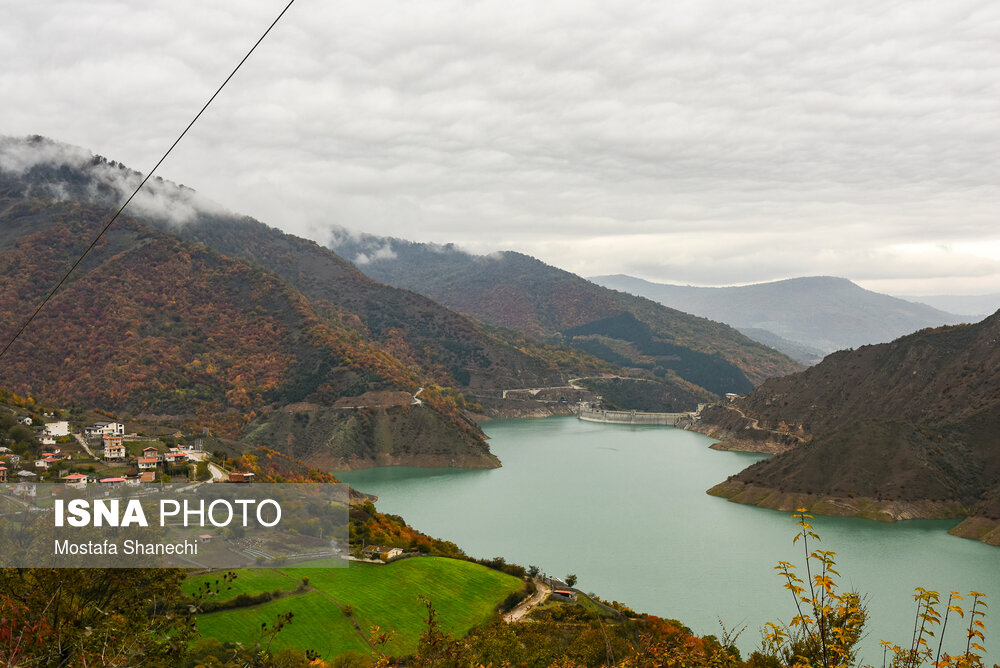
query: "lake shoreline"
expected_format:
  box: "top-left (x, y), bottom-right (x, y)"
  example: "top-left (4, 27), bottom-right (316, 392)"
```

top-left (706, 479), bottom-right (1000, 548)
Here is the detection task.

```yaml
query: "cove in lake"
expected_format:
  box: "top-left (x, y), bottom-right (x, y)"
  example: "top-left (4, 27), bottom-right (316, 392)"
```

top-left (339, 417), bottom-right (1000, 661)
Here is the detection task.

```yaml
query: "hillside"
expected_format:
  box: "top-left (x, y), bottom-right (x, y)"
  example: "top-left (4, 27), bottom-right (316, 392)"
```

top-left (0, 135), bottom-right (614, 468)
top-left (591, 274), bottom-right (971, 360)
top-left (330, 234), bottom-right (802, 397)
top-left (188, 558), bottom-right (523, 658)
top-left (696, 312), bottom-right (1000, 545)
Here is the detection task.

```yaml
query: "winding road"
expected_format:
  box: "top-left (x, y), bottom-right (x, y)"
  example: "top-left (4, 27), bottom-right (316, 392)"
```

top-left (503, 579), bottom-right (551, 623)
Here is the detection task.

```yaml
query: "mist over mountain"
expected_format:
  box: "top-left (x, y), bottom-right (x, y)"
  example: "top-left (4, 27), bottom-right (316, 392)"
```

top-left (0, 135), bottom-right (614, 469)
top-left (590, 274), bottom-right (972, 360)
top-left (330, 233), bottom-right (802, 396)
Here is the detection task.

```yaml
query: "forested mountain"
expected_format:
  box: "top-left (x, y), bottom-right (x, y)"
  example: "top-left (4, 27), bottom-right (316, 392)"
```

top-left (0, 135), bottom-right (610, 469)
top-left (697, 311), bottom-right (1000, 545)
top-left (591, 274), bottom-right (971, 361)
top-left (330, 234), bottom-right (802, 396)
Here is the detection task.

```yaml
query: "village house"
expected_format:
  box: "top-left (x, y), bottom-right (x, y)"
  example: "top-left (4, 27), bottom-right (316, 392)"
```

top-left (43, 421), bottom-right (70, 437)
top-left (142, 446), bottom-right (160, 459)
top-left (103, 435), bottom-right (126, 461)
top-left (61, 472), bottom-right (88, 488)
top-left (17, 416), bottom-right (32, 426)
top-left (551, 589), bottom-right (578, 602)
top-left (363, 545), bottom-right (404, 561)
top-left (40, 435), bottom-right (56, 446)
top-left (85, 421), bottom-right (125, 438)
top-left (98, 477), bottom-right (125, 488)
top-left (139, 471), bottom-right (156, 483)
top-left (103, 444), bottom-right (126, 461)
top-left (137, 456), bottom-right (159, 470)
top-left (228, 471), bottom-right (255, 483)
top-left (163, 452), bottom-right (188, 465)
top-left (0, 466), bottom-right (7, 483)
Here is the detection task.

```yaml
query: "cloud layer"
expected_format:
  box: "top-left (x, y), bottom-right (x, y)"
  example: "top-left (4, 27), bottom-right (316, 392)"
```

top-left (3, 0), bottom-right (999, 294)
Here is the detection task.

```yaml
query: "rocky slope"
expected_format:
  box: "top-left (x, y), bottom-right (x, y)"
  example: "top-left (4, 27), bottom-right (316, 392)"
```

top-left (695, 312), bottom-right (1000, 545)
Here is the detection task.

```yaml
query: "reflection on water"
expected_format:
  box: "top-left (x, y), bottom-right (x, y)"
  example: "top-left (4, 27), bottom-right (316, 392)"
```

top-left (339, 417), bottom-right (1000, 660)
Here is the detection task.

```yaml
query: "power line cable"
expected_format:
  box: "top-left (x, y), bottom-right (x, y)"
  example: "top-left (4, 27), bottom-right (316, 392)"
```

top-left (0, 0), bottom-right (297, 362)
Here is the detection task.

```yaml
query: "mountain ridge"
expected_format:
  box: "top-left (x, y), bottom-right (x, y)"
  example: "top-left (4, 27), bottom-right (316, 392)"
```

top-left (330, 233), bottom-right (803, 396)
top-left (590, 273), bottom-right (972, 361)
top-left (0, 135), bottom-right (616, 469)
top-left (693, 311), bottom-right (1000, 545)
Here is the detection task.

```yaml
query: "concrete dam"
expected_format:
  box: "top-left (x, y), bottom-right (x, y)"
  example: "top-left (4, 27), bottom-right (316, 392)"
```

top-left (576, 406), bottom-right (693, 426)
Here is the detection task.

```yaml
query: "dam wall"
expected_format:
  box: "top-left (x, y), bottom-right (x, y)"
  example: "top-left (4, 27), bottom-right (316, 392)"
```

top-left (577, 407), bottom-right (693, 426)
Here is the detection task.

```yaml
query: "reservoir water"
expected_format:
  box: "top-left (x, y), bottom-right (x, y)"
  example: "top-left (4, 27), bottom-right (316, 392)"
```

top-left (338, 417), bottom-right (1000, 661)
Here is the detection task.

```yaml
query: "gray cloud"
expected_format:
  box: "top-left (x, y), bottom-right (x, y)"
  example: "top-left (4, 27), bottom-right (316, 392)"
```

top-left (0, 136), bottom-right (229, 226)
top-left (2, 0), bottom-right (999, 294)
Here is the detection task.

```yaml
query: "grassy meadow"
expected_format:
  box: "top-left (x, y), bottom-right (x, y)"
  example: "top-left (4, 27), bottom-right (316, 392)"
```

top-left (186, 557), bottom-right (525, 658)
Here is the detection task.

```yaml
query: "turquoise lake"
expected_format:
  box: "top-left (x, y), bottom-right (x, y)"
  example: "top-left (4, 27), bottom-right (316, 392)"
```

top-left (338, 416), bottom-right (1000, 661)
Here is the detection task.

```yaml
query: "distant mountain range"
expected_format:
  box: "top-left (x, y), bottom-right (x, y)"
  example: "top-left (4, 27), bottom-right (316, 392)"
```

top-left (904, 293), bottom-right (1000, 318)
top-left (589, 274), bottom-right (975, 363)
top-left (330, 234), bottom-right (803, 397)
top-left (697, 312), bottom-right (1000, 546)
top-left (0, 135), bottom-right (615, 469)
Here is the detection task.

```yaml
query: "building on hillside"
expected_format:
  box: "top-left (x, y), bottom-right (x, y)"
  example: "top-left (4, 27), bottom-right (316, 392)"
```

top-left (98, 477), bottom-right (125, 488)
top-left (363, 545), bottom-right (403, 560)
top-left (61, 472), bottom-right (88, 488)
top-left (40, 435), bottom-right (56, 446)
top-left (551, 589), bottom-right (578, 601)
top-left (14, 482), bottom-right (36, 497)
top-left (0, 466), bottom-right (7, 483)
top-left (103, 441), bottom-right (126, 461)
top-left (163, 452), bottom-right (188, 465)
top-left (17, 416), bottom-right (33, 426)
top-left (228, 471), bottom-right (255, 483)
top-left (137, 457), bottom-right (159, 470)
top-left (139, 471), bottom-right (156, 483)
top-left (86, 421), bottom-right (125, 438)
top-left (43, 421), bottom-right (70, 437)
top-left (142, 446), bottom-right (160, 458)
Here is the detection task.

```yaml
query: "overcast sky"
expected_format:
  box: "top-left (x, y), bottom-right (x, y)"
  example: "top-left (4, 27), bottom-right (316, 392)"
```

top-left (3, 0), bottom-right (1000, 295)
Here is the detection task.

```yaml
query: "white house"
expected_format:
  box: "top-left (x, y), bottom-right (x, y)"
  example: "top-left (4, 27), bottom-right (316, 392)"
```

top-left (43, 421), bottom-right (70, 437)
top-left (86, 421), bottom-right (125, 438)
top-left (40, 435), bottom-right (56, 446)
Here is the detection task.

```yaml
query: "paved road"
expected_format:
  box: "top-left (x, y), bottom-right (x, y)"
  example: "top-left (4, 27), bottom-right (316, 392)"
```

top-left (206, 462), bottom-right (228, 482)
top-left (412, 387), bottom-right (424, 405)
top-left (503, 579), bottom-right (551, 623)
top-left (73, 433), bottom-right (97, 458)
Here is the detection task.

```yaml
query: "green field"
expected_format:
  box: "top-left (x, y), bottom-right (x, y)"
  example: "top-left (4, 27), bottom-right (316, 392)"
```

top-left (188, 557), bottom-right (524, 658)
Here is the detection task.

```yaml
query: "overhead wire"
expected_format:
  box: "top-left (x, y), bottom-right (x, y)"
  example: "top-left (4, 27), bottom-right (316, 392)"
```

top-left (0, 0), bottom-right (297, 361)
